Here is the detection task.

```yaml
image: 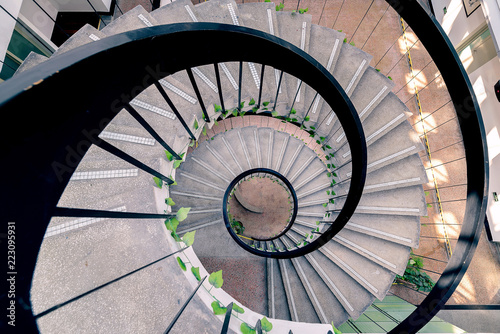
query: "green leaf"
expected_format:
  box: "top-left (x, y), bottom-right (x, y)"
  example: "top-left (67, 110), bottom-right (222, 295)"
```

top-left (290, 108), bottom-right (297, 114)
top-left (333, 172), bottom-right (337, 177)
top-left (304, 115), bottom-right (310, 122)
top-left (165, 198), bottom-right (176, 206)
top-left (320, 136), bottom-right (326, 142)
top-left (232, 303), bottom-right (245, 314)
top-left (214, 104), bottom-right (222, 112)
top-left (427, 203), bottom-right (433, 207)
top-left (327, 172), bottom-right (332, 177)
top-left (165, 217), bottom-right (179, 232)
top-left (331, 322), bottom-right (343, 334)
top-left (350, 41), bottom-right (355, 46)
top-left (325, 145), bottom-right (332, 149)
top-left (189, 139), bottom-right (195, 147)
top-left (316, 221), bottom-right (321, 225)
top-left (182, 230), bottom-right (196, 247)
top-left (165, 150), bottom-right (174, 161)
top-left (322, 203), bottom-right (328, 207)
top-left (376, 68), bottom-right (381, 72)
top-left (239, 111), bottom-right (246, 117)
top-left (240, 323), bottom-right (256, 334)
top-left (209, 270), bottom-right (224, 288)
top-left (298, 7), bottom-right (308, 14)
top-left (191, 266), bottom-right (201, 281)
top-left (388, 76), bottom-right (393, 80)
top-left (194, 119), bottom-right (199, 130)
top-left (424, 191), bottom-right (429, 196)
top-left (249, 98), bottom-right (256, 106)
top-left (202, 126), bottom-right (207, 136)
top-left (261, 317), bottom-right (273, 331)
top-left (173, 159), bottom-right (183, 169)
top-left (343, 37), bottom-right (347, 43)
top-left (338, 30), bottom-right (343, 32)
top-left (265, 0), bottom-right (270, 2)
top-left (176, 207), bottom-right (191, 222)
top-left (275, 2), bottom-right (284, 11)
top-left (240, 101), bottom-right (245, 109)
top-left (176, 256), bottom-right (186, 271)
top-left (252, 107), bottom-right (259, 112)
top-left (331, 191), bottom-right (336, 196)
top-left (263, 101), bottom-right (270, 106)
top-left (232, 109), bottom-right (238, 117)
top-left (171, 231), bottom-right (182, 242)
top-left (310, 126), bottom-right (316, 130)
top-left (271, 110), bottom-right (278, 117)
top-left (211, 301), bottom-right (227, 315)
top-left (153, 177), bottom-right (163, 189)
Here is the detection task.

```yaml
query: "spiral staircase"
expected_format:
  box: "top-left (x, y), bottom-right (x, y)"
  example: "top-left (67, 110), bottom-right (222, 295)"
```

top-left (0, 0), bottom-right (488, 333)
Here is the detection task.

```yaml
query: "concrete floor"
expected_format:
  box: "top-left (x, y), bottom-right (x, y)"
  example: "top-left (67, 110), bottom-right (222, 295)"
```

top-left (112, 0), bottom-right (500, 331)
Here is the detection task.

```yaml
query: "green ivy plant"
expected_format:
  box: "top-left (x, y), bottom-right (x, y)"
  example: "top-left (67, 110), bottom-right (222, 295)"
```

top-left (394, 254), bottom-right (435, 292)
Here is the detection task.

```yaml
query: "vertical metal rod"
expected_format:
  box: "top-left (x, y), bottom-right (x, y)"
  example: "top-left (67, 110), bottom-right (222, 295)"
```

top-left (85, 0), bottom-right (107, 27)
top-left (31, 0), bottom-right (70, 37)
top-left (349, 0), bottom-right (375, 44)
top-left (114, 0), bottom-right (124, 15)
top-left (288, 80), bottom-right (302, 117)
top-left (361, 4), bottom-right (390, 50)
top-left (220, 302), bottom-right (233, 334)
top-left (153, 80), bottom-right (196, 140)
top-left (124, 103), bottom-right (182, 160)
top-left (186, 68), bottom-right (210, 122)
top-left (164, 276), bottom-right (207, 334)
top-left (273, 71), bottom-right (284, 112)
top-left (213, 63), bottom-right (226, 116)
top-left (34, 247), bottom-right (186, 319)
top-left (255, 319), bottom-right (262, 334)
top-left (257, 64), bottom-right (265, 108)
top-left (238, 61), bottom-right (243, 112)
top-left (300, 92), bottom-right (318, 126)
top-left (94, 139), bottom-right (174, 184)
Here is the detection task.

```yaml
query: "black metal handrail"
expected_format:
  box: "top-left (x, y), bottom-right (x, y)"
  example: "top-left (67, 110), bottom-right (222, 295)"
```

top-left (385, 1), bottom-right (488, 333)
top-left (0, 22), bottom-right (366, 332)
top-left (223, 168), bottom-right (298, 250)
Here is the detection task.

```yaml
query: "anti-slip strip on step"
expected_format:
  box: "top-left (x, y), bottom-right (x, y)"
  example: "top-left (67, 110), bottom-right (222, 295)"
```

top-left (159, 79), bottom-right (197, 104)
top-left (89, 34), bottom-right (100, 41)
top-left (345, 146), bottom-right (418, 177)
top-left (192, 67), bottom-right (218, 93)
top-left (342, 113), bottom-right (407, 158)
top-left (346, 222), bottom-right (412, 244)
top-left (70, 169), bottom-right (139, 181)
top-left (177, 219), bottom-right (222, 234)
top-left (130, 99), bottom-right (176, 120)
top-left (44, 206), bottom-right (126, 238)
top-left (345, 59), bottom-right (367, 94)
top-left (363, 177), bottom-right (422, 190)
top-left (99, 131), bottom-right (155, 146)
top-left (334, 235), bottom-right (397, 270)
top-left (138, 14), bottom-right (153, 27)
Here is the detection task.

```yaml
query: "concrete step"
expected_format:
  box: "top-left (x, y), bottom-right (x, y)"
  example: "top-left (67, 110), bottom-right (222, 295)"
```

top-left (325, 67), bottom-right (395, 145)
top-left (293, 227), bottom-right (396, 301)
top-left (14, 51), bottom-right (47, 75)
top-left (276, 11), bottom-right (312, 115)
top-left (285, 232), bottom-right (372, 322)
top-left (334, 228), bottom-right (411, 275)
top-left (267, 257), bottom-right (292, 321)
top-left (32, 217), bottom-right (222, 333)
top-left (52, 24), bottom-right (105, 57)
top-left (333, 154), bottom-right (428, 195)
top-left (331, 213), bottom-right (420, 248)
top-left (333, 184), bottom-right (427, 217)
top-left (281, 236), bottom-right (350, 325)
top-left (302, 25), bottom-right (345, 124)
top-left (238, 2), bottom-right (286, 105)
top-left (274, 239), bottom-right (320, 323)
top-left (240, 126), bottom-right (262, 169)
top-left (336, 121), bottom-right (425, 181)
top-left (101, 5), bottom-right (158, 36)
top-left (257, 127), bottom-right (275, 169)
top-left (193, 0), bottom-right (251, 106)
top-left (290, 156), bottom-right (329, 191)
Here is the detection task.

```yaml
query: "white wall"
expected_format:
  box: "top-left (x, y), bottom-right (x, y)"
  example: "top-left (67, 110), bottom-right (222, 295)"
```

top-left (481, 0), bottom-right (500, 56)
top-left (0, 0), bottom-right (23, 72)
top-left (20, 0), bottom-right (57, 41)
top-left (468, 58), bottom-right (500, 241)
top-left (432, 0), bottom-right (486, 46)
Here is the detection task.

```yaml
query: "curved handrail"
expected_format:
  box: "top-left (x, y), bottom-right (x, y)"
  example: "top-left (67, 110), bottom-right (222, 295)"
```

top-left (387, 1), bottom-right (489, 333)
top-left (223, 168), bottom-right (299, 249)
top-left (0, 23), bottom-right (366, 331)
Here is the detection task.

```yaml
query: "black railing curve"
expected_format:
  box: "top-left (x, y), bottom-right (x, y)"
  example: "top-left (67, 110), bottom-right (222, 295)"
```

top-left (0, 22), bottom-right (366, 332)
